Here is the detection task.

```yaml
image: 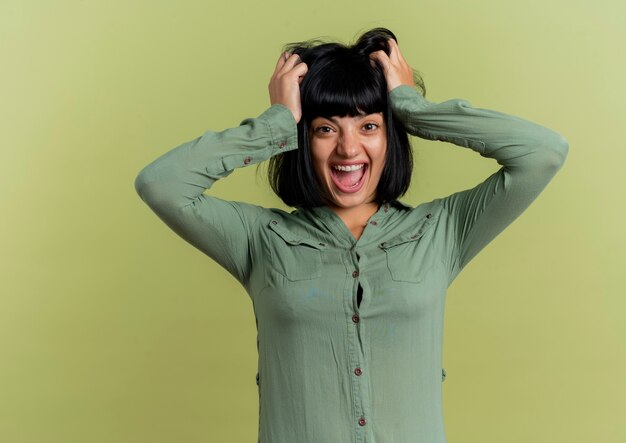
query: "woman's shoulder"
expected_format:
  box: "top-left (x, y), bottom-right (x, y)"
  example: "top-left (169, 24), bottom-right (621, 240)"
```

top-left (226, 200), bottom-right (283, 220)
top-left (227, 200), bottom-right (307, 228)
top-left (390, 198), bottom-right (439, 217)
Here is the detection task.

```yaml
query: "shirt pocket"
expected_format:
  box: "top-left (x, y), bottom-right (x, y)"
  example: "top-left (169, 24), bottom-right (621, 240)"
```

top-left (267, 219), bottom-right (327, 281)
top-left (378, 212), bottom-right (436, 283)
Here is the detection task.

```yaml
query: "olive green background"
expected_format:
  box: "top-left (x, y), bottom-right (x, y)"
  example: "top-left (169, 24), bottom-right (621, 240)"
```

top-left (1, 1), bottom-right (624, 442)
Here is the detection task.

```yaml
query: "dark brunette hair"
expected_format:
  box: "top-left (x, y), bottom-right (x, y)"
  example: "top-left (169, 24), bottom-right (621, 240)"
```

top-left (266, 27), bottom-right (426, 209)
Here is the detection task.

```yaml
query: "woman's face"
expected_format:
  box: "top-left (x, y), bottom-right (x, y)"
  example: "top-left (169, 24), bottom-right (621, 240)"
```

top-left (309, 111), bottom-right (387, 210)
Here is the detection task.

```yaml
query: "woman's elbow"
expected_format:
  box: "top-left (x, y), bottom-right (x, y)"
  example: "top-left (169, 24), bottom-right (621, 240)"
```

top-left (134, 167), bottom-right (151, 201)
top-left (555, 133), bottom-right (569, 163)
top-left (541, 131), bottom-right (569, 170)
top-left (133, 166), bottom-right (164, 207)
top-left (553, 134), bottom-right (569, 171)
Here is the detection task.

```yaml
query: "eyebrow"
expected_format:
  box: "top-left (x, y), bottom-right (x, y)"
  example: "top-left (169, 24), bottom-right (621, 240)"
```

top-left (324, 113), bottom-right (382, 123)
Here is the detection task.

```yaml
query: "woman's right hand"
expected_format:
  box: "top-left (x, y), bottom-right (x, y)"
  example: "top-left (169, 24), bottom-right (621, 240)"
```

top-left (268, 52), bottom-right (308, 123)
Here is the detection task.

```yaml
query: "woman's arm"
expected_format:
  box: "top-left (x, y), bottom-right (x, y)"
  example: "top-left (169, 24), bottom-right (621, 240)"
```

top-left (134, 104), bottom-right (298, 287)
top-left (134, 52), bottom-right (305, 290)
top-left (371, 38), bottom-right (568, 283)
top-left (388, 84), bottom-right (569, 281)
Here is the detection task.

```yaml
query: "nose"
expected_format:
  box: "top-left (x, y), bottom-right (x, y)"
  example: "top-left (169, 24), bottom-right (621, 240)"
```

top-left (336, 129), bottom-right (360, 158)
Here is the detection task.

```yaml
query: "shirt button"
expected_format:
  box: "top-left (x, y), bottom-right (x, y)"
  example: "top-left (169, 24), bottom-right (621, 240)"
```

top-left (369, 220), bottom-right (378, 226)
top-left (318, 242), bottom-right (325, 247)
top-left (352, 270), bottom-right (359, 278)
top-left (358, 417), bottom-right (367, 426)
top-left (354, 367), bottom-right (362, 376)
top-left (271, 220), bottom-right (278, 225)
top-left (426, 212), bottom-right (433, 218)
top-left (243, 156), bottom-right (252, 165)
top-left (352, 314), bottom-right (360, 323)
top-left (278, 140), bottom-right (286, 148)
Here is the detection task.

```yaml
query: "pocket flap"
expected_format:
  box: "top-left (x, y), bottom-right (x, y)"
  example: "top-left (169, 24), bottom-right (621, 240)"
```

top-left (378, 212), bottom-right (437, 249)
top-left (268, 220), bottom-right (327, 250)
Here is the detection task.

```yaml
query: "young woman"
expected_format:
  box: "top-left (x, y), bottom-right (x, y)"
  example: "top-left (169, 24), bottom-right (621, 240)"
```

top-left (134, 27), bottom-right (568, 443)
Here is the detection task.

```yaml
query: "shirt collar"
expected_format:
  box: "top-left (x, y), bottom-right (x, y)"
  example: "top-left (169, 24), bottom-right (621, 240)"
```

top-left (295, 200), bottom-right (413, 246)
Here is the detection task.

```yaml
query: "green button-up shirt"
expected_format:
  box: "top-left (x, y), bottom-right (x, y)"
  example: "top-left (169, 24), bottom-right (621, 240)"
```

top-left (134, 85), bottom-right (568, 443)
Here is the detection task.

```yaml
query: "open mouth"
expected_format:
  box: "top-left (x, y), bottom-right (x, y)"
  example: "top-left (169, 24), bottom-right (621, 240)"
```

top-left (329, 163), bottom-right (368, 193)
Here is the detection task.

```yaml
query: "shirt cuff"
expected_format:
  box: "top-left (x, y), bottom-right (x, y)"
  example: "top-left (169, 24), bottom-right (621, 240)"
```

top-left (389, 84), bottom-right (429, 112)
top-left (256, 103), bottom-right (299, 154)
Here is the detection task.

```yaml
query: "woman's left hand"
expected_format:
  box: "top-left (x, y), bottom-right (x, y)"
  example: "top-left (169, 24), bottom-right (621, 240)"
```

top-left (369, 38), bottom-right (416, 92)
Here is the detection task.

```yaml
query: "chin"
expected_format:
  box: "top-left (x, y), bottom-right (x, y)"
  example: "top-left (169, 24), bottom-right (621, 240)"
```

top-left (325, 189), bottom-right (377, 209)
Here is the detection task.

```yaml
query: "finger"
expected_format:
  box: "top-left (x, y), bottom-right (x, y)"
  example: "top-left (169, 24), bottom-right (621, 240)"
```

top-left (279, 52), bottom-right (302, 74)
top-left (369, 50), bottom-right (390, 71)
top-left (273, 52), bottom-right (290, 77)
top-left (270, 53), bottom-right (285, 82)
top-left (294, 61), bottom-right (308, 71)
top-left (390, 39), bottom-right (413, 76)
top-left (273, 51), bottom-right (290, 73)
top-left (292, 62), bottom-right (308, 80)
top-left (282, 58), bottom-right (307, 75)
top-left (369, 50), bottom-right (386, 62)
top-left (388, 39), bottom-right (401, 62)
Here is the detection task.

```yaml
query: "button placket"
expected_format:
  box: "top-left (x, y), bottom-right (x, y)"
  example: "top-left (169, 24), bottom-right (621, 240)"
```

top-left (344, 250), bottom-right (369, 434)
top-left (351, 264), bottom-right (360, 325)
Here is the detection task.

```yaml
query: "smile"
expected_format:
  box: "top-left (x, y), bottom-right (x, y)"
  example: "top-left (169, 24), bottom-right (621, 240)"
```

top-left (332, 163), bottom-right (365, 172)
top-left (329, 163), bottom-right (368, 193)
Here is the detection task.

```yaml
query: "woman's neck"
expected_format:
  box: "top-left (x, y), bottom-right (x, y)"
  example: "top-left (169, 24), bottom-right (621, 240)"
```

top-left (328, 202), bottom-right (380, 241)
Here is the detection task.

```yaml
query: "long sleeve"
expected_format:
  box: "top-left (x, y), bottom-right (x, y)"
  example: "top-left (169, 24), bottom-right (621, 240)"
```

top-left (134, 103), bottom-right (298, 287)
top-left (388, 85), bottom-right (569, 283)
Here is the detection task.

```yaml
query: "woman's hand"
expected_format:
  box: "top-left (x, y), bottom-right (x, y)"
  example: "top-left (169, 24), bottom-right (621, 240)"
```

top-left (369, 38), bottom-right (415, 92)
top-left (268, 52), bottom-right (308, 123)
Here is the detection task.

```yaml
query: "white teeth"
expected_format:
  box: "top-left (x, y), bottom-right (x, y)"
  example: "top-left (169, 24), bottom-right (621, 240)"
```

top-left (332, 164), bottom-right (365, 172)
